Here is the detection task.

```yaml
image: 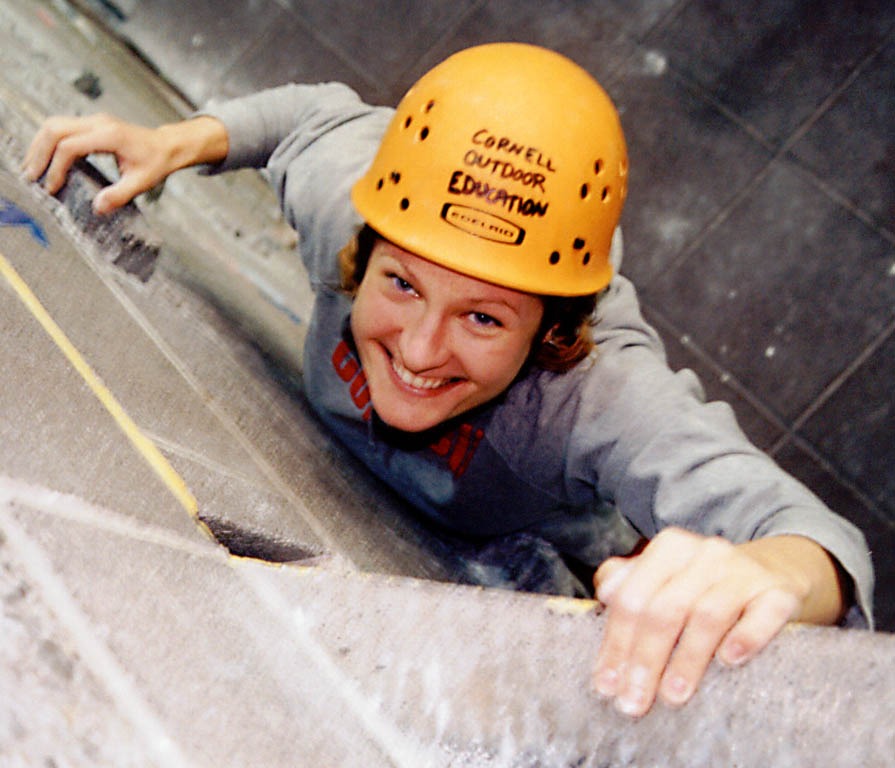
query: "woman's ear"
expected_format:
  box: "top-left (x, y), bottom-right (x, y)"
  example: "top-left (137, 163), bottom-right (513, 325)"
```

top-left (541, 323), bottom-right (563, 349)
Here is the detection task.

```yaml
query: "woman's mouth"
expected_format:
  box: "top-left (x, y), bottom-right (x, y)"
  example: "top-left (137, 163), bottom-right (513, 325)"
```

top-left (390, 357), bottom-right (455, 390)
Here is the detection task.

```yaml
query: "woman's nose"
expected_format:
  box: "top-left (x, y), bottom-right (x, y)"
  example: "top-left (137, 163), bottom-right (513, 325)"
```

top-left (398, 308), bottom-right (451, 372)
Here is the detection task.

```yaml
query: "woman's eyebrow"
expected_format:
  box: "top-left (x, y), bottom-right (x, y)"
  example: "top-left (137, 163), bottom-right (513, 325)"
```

top-left (378, 252), bottom-right (413, 277)
top-left (467, 296), bottom-right (518, 313)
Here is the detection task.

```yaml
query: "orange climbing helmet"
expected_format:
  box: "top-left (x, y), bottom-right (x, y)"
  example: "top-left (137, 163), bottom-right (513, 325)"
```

top-left (351, 43), bottom-right (628, 297)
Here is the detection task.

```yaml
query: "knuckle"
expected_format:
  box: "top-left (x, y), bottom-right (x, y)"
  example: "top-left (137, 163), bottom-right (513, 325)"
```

top-left (701, 536), bottom-right (734, 560)
top-left (653, 527), bottom-right (684, 543)
top-left (652, 527), bottom-right (696, 551)
top-left (615, 591), bottom-right (647, 619)
top-left (762, 588), bottom-right (800, 622)
top-left (105, 122), bottom-right (124, 142)
top-left (41, 116), bottom-right (66, 135)
top-left (643, 602), bottom-right (683, 634)
top-left (54, 133), bottom-right (78, 151)
top-left (595, 556), bottom-right (623, 584)
top-left (690, 598), bottom-right (733, 635)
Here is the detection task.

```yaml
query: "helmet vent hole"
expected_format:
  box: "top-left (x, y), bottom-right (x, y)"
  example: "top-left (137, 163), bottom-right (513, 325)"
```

top-left (390, 171), bottom-right (401, 184)
top-left (594, 159), bottom-right (603, 175)
top-left (601, 186), bottom-right (611, 202)
top-left (573, 238), bottom-right (585, 249)
top-left (549, 251), bottom-right (560, 265)
top-left (376, 178), bottom-right (384, 190)
top-left (400, 198), bottom-right (410, 210)
top-left (404, 116), bottom-right (412, 129)
top-left (583, 252), bottom-right (591, 265)
top-left (420, 126), bottom-right (430, 140)
top-left (425, 99), bottom-right (435, 112)
top-left (580, 183), bottom-right (589, 199)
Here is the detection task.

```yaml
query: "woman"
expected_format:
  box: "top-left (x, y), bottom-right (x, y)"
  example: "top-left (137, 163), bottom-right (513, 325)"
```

top-left (23, 43), bottom-right (873, 717)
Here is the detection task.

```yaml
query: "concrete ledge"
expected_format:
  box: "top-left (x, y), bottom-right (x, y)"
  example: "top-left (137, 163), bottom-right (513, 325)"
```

top-left (4, 481), bottom-right (893, 767)
top-left (263, 564), bottom-right (895, 767)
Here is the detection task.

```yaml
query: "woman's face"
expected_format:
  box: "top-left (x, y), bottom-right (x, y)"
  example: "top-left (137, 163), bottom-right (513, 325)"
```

top-left (350, 238), bottom-right (544, 433)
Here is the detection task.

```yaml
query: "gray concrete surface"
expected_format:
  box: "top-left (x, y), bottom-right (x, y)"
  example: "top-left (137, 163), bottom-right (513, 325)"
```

top-left (5, 477), bottom-right (895, 767)
top-left (1, 1), bottom-right (894, 766)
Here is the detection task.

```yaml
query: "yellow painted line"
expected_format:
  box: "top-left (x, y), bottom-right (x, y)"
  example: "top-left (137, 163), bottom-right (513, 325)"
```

top-left (545, 596), bottom-right (601, 616)
top-left (0, 248), bottom-right (206, 527)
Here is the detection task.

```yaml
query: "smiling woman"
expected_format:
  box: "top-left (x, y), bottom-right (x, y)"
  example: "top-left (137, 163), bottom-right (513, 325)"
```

top-left (350, 238), bottom-right (544, 433)
top-left (23, 42), bottom-right (873, 718)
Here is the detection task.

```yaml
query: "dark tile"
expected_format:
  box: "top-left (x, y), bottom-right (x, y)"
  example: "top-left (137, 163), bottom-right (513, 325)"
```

top-left (119, 0), bottom-right (285, 105)
top-left (604, 0), bottom-right (686, 40)
top-left (647, 159), bottom-right (895, 422)
top-left (642, 305), bottom-right (784, 451)
top-left (608, 58), bottom-right (771, 288)
top-left (788, 38), bottom-right (895, 234)
top-left (651, 0), bottom-right (895, 149)
top-left (774, 441), bottom-right (895, 632)
top-left (798, 331), bottom-right (895, 518)
top-left (278, 0), bottom-right (481, 97)
top-left (216, 11), bottom-right (382, 103)
top-left (403, 0), bottom-right (637, 94)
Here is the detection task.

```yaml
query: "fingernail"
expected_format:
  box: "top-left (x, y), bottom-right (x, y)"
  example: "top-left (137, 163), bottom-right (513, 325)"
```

top-left (662, 674), bottom-right (691, 705)
top-left (594, 666), bottom-right (619, 697)
top-left (720, 641), bottom-right (748, 666)
top-left (93, 195), bottom-right (109, 215)
top-left (617, 665), bottom-right (649, 716)
top-left (617, 693), bottom-right (647, 716)
top-left (617, 688), bottom-right (647, 716)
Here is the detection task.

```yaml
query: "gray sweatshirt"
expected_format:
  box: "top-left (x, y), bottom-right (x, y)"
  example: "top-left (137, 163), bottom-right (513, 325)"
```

top-left (201, 82), bottom-right (874, 625)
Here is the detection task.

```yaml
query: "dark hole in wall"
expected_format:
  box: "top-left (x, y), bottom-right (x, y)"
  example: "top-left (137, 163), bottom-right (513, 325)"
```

top-left (198, 514), bottom-right (324, 563)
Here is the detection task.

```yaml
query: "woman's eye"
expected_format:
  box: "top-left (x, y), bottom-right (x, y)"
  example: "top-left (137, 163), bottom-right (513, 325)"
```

top-left (470, 312), bottom-right (502, 328)
top-left (388, 274), bottom-right (415, 294)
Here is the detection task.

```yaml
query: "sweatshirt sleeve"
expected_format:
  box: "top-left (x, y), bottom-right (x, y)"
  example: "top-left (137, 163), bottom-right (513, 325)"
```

top-left (197, 82), bottom-right (393, 289)
top-left (564, 275), bottom-right (875, 627)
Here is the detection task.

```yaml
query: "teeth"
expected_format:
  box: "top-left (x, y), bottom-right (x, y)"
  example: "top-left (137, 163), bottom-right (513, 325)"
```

top-left (391, 358), bottom-right (450, 390)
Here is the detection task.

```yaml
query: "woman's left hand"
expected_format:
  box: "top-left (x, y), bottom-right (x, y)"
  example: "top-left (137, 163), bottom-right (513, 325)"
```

top-left (592, 528), bottom-right (846, 717)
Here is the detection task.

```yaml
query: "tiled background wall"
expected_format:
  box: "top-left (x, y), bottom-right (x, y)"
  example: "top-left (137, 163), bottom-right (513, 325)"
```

top-left (82, 0), bottom-right (894, 628)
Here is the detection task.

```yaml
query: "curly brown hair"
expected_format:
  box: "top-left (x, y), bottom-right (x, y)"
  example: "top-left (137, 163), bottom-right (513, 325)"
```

top-left (339, 225), bottom-right (601, 373)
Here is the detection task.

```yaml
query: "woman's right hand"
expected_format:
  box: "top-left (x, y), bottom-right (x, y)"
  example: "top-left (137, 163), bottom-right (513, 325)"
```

top-left (22, 114), bottom-right (228, 214)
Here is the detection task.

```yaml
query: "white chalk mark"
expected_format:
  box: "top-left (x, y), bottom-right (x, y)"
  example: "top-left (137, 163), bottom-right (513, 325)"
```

top-left (656, 214), bottom-right (691, 248)
top-left (643, 50), bottom-right (668, 76)
top-left (0, 501), bottom-right (194, 768)
top-left (0, 474), bottom-right (217, 560)
top-left (237, 561), bottom-right (436, 768)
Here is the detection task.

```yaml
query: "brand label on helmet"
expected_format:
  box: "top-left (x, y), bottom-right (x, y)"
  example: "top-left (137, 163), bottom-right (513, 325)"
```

top-left (440, 203), bottom-right (525, 245)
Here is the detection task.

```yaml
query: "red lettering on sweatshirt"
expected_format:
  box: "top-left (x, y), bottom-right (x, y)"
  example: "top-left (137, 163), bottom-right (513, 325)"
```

top-left (430, 423), bottom-right (484, 479)
top-left (332, 340), bottom-right (371, 421)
